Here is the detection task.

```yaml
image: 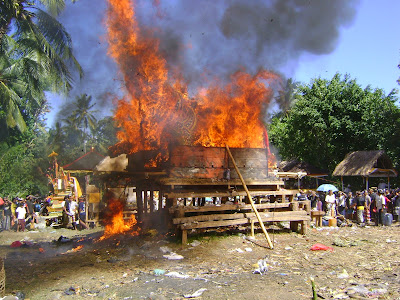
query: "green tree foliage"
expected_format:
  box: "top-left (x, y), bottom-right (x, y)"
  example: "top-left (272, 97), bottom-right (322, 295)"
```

top-left (70, 94), bottom-right (97, 140)
top-left (274, 78), bottom-right (299, 116)
top-left (0, 0), bottom-right (82, 132)
top-left (0, 0), bottom-right (82, 196)
top-left (269, 73), bottom-right (400, 172)
top-left (47, 93), bottom-right (117, 166)
top-left (0, 127), bottom-right (50, 197)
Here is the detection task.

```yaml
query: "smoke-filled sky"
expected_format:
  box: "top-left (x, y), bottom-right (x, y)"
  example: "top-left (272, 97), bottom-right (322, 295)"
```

top-left (47, 0), bottom-right (400, 126)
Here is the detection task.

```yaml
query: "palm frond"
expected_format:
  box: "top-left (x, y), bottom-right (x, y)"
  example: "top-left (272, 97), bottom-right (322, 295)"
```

top-left (38, 0), bottom-right (66, 17)
top-left (0, 81), bottom-right (27, 132)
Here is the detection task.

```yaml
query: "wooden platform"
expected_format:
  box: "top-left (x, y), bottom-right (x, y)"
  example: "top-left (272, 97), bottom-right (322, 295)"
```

top-left (171, 200), bottom-right (311, 244)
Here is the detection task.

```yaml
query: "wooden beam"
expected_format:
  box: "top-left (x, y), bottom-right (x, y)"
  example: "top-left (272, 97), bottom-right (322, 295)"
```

top-left (226, 144), bottom-right (274, 249)
top-left (248, 215), bottom-right (310, 223)
top-left (160, 178), bottom-right (284, 186)
top-left (245, 210), bottom-right (308, 219)
top-left (168, 202), bottom-right (300, 214)
top-left (173, 213), bottom-right (246, 224)
top-left (164, 189), bottom-right (297, 199)
top-left (180, 218), bottom-right (249, 230)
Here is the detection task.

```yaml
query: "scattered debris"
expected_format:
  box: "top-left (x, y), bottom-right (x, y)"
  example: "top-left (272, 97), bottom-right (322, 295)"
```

top-left (333, 238), bottom-right (359, 247)
top-left (159, 246), bottom-right (172, 253)
top-left (337, 269), bottom-right (349, 279)
top-left (163, 252), bottom-right (184, 260)
top-left (253, 258), bottom-right (268, 275)
top-left (190, 240), bottom-right (201, 247)
top-left (165, 271), bottom-right (190, 279)
top-left (154, 269), bottom-right (166, 276)
top-left (184, 288), bottom-right (207, 298)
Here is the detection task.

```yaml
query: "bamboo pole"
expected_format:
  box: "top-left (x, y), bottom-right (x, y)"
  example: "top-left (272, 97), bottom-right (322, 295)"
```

top-left (225, 145), bottom-right (274, 249)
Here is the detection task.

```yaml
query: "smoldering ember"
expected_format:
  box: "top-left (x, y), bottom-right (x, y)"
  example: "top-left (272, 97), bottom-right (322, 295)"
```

top-left (0, 0), bottom-right (399, 300)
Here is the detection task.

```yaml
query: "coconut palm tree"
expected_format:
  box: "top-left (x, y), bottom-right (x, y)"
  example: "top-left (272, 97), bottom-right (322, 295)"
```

top-left (0, 0), bottom-right (82, 132)
top-left (275, 78), bottom-right (299, 115)
top-left (69, 94), bottom-right (97, 151)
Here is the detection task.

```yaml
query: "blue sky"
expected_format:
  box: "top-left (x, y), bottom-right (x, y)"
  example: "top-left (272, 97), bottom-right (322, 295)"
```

top-left (46, 0), bottom-right (400, 127)
top-left (294, 0), bottom-right (400, 94)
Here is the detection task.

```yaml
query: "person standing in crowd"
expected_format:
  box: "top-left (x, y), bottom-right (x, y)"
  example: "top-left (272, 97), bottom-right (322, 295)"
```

top-left (325, 190), bottom-right (336, 217)
top-left (62, 195), bottom-right (71, 228)
top-left (364, 190), bottom-right (371, 223)
top-left (309, 190), bottom-right (319, 210)
top-left (15, 202), bottom-right (27, 232)
top-left (11, 198), bottom-right (18, 228)
top-left (25, 195), bottom-right (34, 228)
top-left (297, 190), bottom-right (308, 201)
top-left (369, 188), bottom-right (378, 223)
top-left (337, 191), bottom-right (346, 216)
top-left (3, 198), bottom-right (12, 230)
top-left (393, 190), bottom-right (400, 222)
top-left (0, 196), bottom-right (4, 230)
top-left (346, 192), bottom-right (355, 220)
top-left (375, 189), bottom-right (386, 225)
top-left (69, 197), bottom-right (78, 230)
top-left (78, 197), bottom-right (88, 230)
top-left (355, 191), bottom-right (365, 223)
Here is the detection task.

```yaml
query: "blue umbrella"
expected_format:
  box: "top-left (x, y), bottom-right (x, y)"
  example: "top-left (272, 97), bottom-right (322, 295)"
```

top-left (317, 184), bottom-right (338, 192)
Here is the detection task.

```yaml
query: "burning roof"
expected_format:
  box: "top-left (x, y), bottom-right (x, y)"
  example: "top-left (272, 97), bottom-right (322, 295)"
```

top-left (106, 0), bottom-right (280, 160)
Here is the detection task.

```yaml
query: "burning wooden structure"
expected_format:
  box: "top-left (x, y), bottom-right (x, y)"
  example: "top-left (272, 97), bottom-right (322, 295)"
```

top-left (97, 145), bottom-right (310, 243)
top-left (96, 0), bottom-right (310, 242)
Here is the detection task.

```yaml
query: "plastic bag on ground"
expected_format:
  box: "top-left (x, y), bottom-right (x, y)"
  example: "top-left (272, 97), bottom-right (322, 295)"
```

top-left (310, 243), bottom-right (334, 251)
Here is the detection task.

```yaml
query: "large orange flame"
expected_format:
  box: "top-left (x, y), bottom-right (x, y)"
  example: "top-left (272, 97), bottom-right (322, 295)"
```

top-left (106, 0), bottom-right (280, 158)
top-left (99, 198), bottom-right (139, 241)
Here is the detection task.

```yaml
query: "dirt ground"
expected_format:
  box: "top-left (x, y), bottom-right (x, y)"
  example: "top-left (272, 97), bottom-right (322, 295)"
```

top-left (0, 221), bottom-right (399, 300)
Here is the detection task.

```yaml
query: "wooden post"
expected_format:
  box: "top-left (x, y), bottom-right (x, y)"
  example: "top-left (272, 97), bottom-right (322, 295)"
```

top-left (150, 189), bottom-right (154, 213)
top-left (290, 202), bottom-right (299, 232)
top-left (182, 229), bottom-right (188, 245)
top-left (136, 188), bottom-right (143, 222)
top-left (225, 145), bottom-right (273, 249)
top-left (251, 220), bottom-right (255, 238)
top-left (158, 190), bottom-right (163, 210)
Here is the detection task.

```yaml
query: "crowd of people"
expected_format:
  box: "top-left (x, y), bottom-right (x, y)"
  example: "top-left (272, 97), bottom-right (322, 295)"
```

top-left (60, 195), bottom-right (88, 230)
top-left (0, 194), bottom-right (88, 232)
top-left (299, 187), bottom-right (400, 225)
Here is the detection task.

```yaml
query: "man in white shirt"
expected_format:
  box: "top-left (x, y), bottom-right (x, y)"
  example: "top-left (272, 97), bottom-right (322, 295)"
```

top-left (69, 198), bottom-right (78, 230)
top-left (15, 203), bottom-right (27, 232)
top-left (375, 189), bottom-right (386, 225)
top-left (325, 190), bottom-right (336, 217)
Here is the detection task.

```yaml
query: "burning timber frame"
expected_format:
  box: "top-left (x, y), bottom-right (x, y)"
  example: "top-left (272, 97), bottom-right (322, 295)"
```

top-left (97, 145), bottom-right (311, 243)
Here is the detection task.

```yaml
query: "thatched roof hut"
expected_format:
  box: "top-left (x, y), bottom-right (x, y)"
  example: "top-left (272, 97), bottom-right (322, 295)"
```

top-left (333, 150), bottom-right (397, 178)
top-left (275, 159), bottom-right (329, 188)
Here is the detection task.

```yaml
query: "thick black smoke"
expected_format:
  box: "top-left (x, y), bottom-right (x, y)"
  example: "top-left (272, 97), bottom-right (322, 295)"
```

top-left (50, 0), bottom-right (359, 125)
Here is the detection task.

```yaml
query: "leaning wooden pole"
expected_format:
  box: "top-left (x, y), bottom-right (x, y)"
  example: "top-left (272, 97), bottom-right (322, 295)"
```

top-left (225, 145), bottom-right (274, 249)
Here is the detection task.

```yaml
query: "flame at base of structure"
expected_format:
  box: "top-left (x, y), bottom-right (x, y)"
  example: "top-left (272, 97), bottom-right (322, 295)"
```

top-left (99, 198), bottom-right (140, 241)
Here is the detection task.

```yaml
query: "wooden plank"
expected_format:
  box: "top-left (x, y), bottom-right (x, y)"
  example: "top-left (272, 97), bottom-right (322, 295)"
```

top-left (169, 202), bottom-right (295, 214)
top-left (180, 218), bottom-right (249, 230)
top-left (179, 213), bottom-right (310, 230)
top-left (249, 215), bottom-right (310, 223)
top-left (164, 189), bottom-right (297, 199)
top-left (173, 213), bottom-right (246, 224)
top-left (160, 178), bottom-right (284, 186)
top-left (244, 211), bottom-right (308, 219)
